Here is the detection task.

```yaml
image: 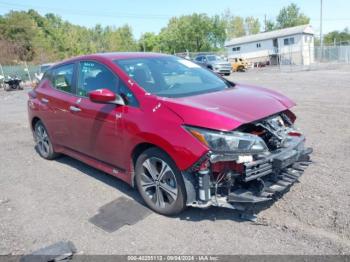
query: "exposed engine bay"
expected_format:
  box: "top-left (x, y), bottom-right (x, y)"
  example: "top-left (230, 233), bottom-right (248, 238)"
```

top-left (183, 110), bottom-right (313, 211)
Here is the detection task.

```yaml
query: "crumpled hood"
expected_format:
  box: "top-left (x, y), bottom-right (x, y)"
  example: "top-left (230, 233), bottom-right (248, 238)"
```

top-left (162, 84), bottom-right (295, 131)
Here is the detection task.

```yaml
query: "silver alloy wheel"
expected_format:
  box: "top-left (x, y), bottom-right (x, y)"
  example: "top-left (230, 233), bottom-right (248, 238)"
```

top-left (140, 157), bottom-right (178, 208)
top-left (35, 125), bottom-right (50, 158)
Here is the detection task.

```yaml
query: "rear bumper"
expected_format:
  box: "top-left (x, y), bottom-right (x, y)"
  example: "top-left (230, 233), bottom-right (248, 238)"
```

top-left (183, 137), bottom-right (313, 210)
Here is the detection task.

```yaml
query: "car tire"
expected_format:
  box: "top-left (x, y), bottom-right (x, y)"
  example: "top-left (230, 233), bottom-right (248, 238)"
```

top-left (135, 148), bottom-right (187, 216)
top-left (34, 120), bottom-right (59, 160)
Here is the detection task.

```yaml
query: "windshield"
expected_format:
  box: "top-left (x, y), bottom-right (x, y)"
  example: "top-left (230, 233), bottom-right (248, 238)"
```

top-left (206, 55), bottom-right (221, 61)
top-left (114, 56), bottom-right (231, 98)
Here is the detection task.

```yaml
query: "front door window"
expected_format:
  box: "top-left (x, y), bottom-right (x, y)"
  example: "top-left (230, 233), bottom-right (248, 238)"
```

top-left (77, 61), bottom-right (119, 97)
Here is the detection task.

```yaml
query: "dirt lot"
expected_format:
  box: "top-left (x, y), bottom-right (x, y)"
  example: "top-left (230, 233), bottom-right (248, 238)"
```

top-left (0, 66), bottom-right (349, 255)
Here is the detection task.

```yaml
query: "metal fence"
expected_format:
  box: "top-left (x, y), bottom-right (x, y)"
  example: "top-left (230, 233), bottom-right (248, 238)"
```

top-left (278, 45), bottom-right (350, 71)
top-left (176, 44), bottom-right (350, 72)
top-left (0, 63), bottom-right (40, 86)
top-left (1, 45), bottom-right (349, 84)
top-left (315, 45), bottom-right (350, 63)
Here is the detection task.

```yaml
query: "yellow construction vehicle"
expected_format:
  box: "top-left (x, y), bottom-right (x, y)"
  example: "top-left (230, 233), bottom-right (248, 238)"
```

top-left (230, 58), bottom-right (249, 72)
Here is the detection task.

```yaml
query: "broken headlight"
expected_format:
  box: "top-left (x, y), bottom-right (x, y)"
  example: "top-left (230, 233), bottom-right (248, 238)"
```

top-left (185, 126), bottom-right (268, 154)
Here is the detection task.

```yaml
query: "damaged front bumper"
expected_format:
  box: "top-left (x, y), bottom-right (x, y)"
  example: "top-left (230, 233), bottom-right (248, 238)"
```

top-left (182, 136), bottom-right (313, 211)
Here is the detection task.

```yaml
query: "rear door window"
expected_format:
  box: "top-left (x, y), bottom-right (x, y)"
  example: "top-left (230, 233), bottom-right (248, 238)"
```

top-left (52, 64), bottom-right (74, 93)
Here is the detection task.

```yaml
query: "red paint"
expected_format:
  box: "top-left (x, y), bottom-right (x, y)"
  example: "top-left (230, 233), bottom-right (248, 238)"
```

top-left (88, 89), bottom-right (116, 103)
top-left (163, 84), bottom-right (295, 131)
top-left (27, 53), bottom-right (296, 186)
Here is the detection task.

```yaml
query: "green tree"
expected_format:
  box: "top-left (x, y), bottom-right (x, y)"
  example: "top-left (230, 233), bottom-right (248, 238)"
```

top-left (139, 32), bottom-right (161, 52)
top-left (0, 11), bottom-right (39, 61)
top-left (245, 16), bottom-right (261, 35)
top-left (107, 24), bottom-right (137, 52)
top-left (209, 15), bottom-right (227, 48)
top-left (324, 28), bottom-right (350, 45)
top-left (222, 10), bottom-right (245, 38)
top-left (159, 13), bottom-right (226, 53)
top-left (276, 3), bottom-right (310, 29)
top-left (265, 19), bottom-right (276, 32)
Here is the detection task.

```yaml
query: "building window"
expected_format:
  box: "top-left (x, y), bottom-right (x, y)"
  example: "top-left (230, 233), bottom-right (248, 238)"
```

top-left (305, 35), bottom-right (313, 43)
top-left (232, 47), bottom-right (241, 52)
top-left (256, 43), bottom-right (261, 48)
top-left (284, 37), bottom-right (295, 46)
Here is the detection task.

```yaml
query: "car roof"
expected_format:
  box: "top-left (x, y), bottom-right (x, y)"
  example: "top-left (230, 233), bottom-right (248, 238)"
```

top-left (96, 52), bottom-right (171, 60)
top-left (53, 52), bottom-right (172, 68)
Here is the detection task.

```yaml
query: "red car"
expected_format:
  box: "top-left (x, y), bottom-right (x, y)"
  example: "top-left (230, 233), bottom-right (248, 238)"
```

top-left (28, 53), bottom-right (312, 215)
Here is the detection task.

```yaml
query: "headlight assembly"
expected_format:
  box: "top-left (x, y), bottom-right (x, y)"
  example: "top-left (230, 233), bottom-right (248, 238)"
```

top-left (185, 126), bottom-right (268, 154)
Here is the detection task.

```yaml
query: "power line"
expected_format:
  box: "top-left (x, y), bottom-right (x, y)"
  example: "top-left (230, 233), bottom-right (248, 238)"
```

top-left (1, 2), bottom-right (349, 22)
top-left (0, 1), bottom-right (172, 20)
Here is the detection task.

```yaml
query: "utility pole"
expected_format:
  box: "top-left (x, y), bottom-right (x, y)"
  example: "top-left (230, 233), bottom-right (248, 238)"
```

top-left (264, 14), bottom-right (267, 32)
top-left (320, 0), bottom-right (324, 60)
top-left (0, 63), bottom-right (4, 87)
top-left (141, 32), bottom-right (146, 52)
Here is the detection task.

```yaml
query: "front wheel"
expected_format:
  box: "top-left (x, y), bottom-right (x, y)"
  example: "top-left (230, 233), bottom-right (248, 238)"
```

top-left (34, 121), bottom-right (59, 160)
top-left (135, 148), bottom-right (187, 215)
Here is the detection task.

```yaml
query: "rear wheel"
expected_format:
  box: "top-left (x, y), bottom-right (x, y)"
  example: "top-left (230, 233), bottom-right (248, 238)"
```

top-left (34, 121), bottom-right (59, 160)
top-left (135, 148), bottom-right (186, 215)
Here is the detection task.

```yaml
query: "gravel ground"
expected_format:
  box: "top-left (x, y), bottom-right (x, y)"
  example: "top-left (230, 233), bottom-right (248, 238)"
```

top-left (0, 66), bottom-right (349, 255)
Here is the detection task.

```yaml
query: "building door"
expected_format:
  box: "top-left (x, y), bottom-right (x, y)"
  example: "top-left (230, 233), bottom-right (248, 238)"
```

top-left (273, 38), bottom-right (278, 48)
top-left (271, 38), bottom-right (280, 65)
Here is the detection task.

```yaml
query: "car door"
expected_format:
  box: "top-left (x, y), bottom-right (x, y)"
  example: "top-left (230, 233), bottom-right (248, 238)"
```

top-left (37, 63), bottom-right (78, 148)
top-left (69, 60), bottom-right (137, 169)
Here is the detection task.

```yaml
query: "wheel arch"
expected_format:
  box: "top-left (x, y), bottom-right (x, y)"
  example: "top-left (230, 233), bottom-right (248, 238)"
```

top-left (31, 116), bottom-right (41, 131)
top-left (130, 142), bottom-right (175, 187)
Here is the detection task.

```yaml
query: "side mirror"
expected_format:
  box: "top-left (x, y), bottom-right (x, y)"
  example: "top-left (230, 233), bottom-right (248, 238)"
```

top-left (88, 89), bottom-right (125, 105)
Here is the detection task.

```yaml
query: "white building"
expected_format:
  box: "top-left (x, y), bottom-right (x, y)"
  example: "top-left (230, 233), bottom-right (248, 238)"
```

top-left (225, 24), bottom-right (315, 66)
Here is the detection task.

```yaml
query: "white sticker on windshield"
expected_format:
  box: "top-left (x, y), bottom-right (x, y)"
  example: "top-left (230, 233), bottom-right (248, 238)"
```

top-left (178, 59), bottom-right (200, 68)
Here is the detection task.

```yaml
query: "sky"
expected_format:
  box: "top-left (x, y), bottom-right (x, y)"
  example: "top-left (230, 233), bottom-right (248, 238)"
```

top-left (0, 0), bottom-right (349, 39)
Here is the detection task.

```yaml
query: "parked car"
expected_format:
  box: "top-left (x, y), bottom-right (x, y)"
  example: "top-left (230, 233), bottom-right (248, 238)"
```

top-left (230, 57), bottom-right (249, 72)
top-left (28, 53), bottom-right (312, 215)
top-left (193, 54), bottom-right (231, 75)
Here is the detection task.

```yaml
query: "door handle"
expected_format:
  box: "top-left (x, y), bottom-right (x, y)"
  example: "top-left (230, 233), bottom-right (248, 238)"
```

top-left (41, 98), bottom-right (49, 104)
top-left (69, 105), bottom-right (82, 112)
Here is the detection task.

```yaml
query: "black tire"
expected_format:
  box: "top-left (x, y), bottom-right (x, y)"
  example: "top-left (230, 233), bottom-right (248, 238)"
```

top-left (224, 73), bottom-right (231, 76)
top-left (135, 148), bottom-right (187, 215)
top-left (34, 120), bottom-right (59, 160)
top-left (238, 66), bottom-right (245, 72)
